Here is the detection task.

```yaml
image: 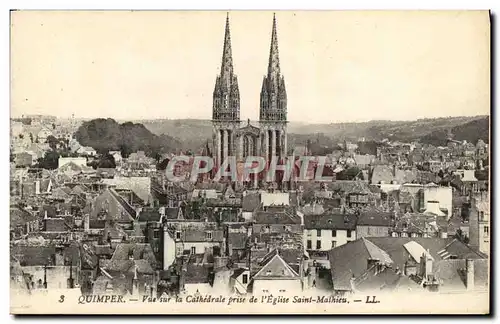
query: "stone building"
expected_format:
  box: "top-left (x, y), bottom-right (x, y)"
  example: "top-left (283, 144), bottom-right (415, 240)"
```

top-left (212, 14), bottom-right (288, 168)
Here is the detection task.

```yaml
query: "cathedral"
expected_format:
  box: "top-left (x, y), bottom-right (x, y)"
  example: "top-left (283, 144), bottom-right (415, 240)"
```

top-left (212, 14), bottom-right (288, 169)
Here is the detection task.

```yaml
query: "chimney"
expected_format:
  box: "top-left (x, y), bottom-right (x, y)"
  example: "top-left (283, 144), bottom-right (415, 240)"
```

top-left (131, 265), bottom-right (139, 295)
top-left (67, 262), bottom-right (75, 289)
top-left (392, 164), bottom-right (397, 177)
top-left (419, 250), bottom-right (433, 282)
top-left (423, 201), bottom-right (445, 216)
top-left (466, 259), bottom-right (475, 291)
top-left (349, 275), bottom-right (356, 292)
top-left (83, 213), bottom-right (90, 232)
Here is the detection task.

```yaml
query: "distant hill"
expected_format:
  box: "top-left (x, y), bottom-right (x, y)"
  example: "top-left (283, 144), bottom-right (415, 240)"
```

top-left (75, 118), bottom-right (181, 158)
top-left (139, 116), bottom-right (489, 151)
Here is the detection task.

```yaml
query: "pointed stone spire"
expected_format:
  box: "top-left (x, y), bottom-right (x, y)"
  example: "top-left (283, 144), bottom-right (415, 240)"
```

top-left (267, 13), bottom-right (281, 82)
top-left (220, 12), bottom-right (233, 87)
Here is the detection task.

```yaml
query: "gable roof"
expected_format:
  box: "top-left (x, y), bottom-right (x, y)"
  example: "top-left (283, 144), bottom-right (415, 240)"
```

top-left (328, 238), bottom-right (394, 291)
top-left (253, 250), bottom-right (299, 280)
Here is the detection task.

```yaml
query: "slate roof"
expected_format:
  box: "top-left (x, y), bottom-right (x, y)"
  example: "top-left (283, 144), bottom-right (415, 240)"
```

top-left (90, 189), bottom-right (136, 222)
top-left (184, 264), bottom-right (212, 284)
top-left (111, 243), bottom-right (157, 266)
top-left (10, 244), bottom-right (81, 267)
top-left (137, 208), bottom-right (162, 222)
top-left (329, 180), bottom-right (373, 195)
top-left (366, 237), bottom-right (486, 270)
top-left (253, 249), bottom-right (299, 280)
top-left (242, 193), bottom-right (261, 212)
top-left (228, 232), bottom-right (248, 250)
top-left (328, 238), bottom-right (394, 291)
top-left (10, 206), bottom-right (37, 228)
top-left (356, 211), bottom-right (393, 227)
top-left (254, 209), bottom-right (301, 225)
top-left (304, 213), bottom-right (357, 230)
top-left (433, 259), bottom-right (488, 291)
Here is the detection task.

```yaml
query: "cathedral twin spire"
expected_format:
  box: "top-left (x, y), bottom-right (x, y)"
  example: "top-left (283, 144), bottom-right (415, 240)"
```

top-left (212, 13), bottom-right (287, 123)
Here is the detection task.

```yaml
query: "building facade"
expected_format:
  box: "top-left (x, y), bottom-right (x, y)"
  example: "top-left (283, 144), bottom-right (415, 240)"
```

top-left (212, 14), bottom-right (288, 168)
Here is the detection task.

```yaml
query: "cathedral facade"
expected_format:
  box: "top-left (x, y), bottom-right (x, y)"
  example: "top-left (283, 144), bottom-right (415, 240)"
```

top-left (212, 14), bottom-right (288, 168)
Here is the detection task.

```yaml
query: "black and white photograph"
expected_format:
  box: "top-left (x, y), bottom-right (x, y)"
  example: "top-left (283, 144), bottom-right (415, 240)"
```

top-left (9, 10), bottom-right (491, 314)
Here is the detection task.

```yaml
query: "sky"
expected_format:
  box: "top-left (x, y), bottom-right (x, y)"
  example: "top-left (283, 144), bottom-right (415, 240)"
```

top-left (10, 10), bottom-right (490, 123)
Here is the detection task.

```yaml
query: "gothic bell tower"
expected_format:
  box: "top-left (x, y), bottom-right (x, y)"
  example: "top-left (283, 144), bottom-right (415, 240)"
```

top-left (259, 14), bottom-right (288, 162)
top-left (212, 14), bottom-right (241, 168)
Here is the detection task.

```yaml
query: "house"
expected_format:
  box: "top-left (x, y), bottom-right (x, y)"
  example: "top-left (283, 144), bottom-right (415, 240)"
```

top-left (10, 205), bottom-right (38, 238)
top-left (229, 268), bottom-right (251, 295)
top-left (355, 211), bottom-right (392, 239)
top-left (225, 224), bottom-right (250, 265)
top-left (303, 213), bottom-right (357, 267)
top-left (390, 213), bottom-right (448, 238)
top-left (90, 188), bottom-right (137, 224)
top-left (77, 146), bottom-right (97, 157)
top-left (102, 177), bottom-right (153, 205)
top-left (166, 222), bottom-right (224, 258)
top-left (328, 237), bottom-right (487, 295)
top-left (58, 157), bottom-right (87, 168)
top-left (249, 249), bottom-right (303, 296)
top-left (10, 244), bottom-right (81, 291)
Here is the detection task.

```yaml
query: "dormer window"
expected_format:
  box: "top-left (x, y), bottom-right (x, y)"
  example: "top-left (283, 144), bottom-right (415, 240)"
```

top-left (205, 231), bottom-right (213, 240)
top-left (175, 231), bottom-right (181, 240)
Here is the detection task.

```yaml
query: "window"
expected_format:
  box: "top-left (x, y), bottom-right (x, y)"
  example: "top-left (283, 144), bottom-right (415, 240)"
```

top-left (316, 240), bottom-right (321, 249)
top-left (332, 230), bottom-right (337, 237)
top-left (242, 274), bottom-right (248, 284)
top-left (347, 230), bottom-right (352, 238)
top-left (206, 232), bottom-right (213, 240)
top-left (317, 229), bottom-right (321, 237)
top-left (480, 211), bottom-right (485, 221)
top-left (153, 230), bottom-right (160, 239)
top-left (190, 246), bottom-right (196, 254)
top-left (307, 240), bottom-right (312, 249)
top-left (175, 231), bottom-right (181, 240)
top-left (484, 226), bottom-right (489, 237)
top-left (332, 241), bottom-right (337, 248)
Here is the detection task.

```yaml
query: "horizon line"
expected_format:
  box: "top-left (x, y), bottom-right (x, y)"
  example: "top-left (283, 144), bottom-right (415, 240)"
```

top-left (10, 114), bottom-right (489, 125)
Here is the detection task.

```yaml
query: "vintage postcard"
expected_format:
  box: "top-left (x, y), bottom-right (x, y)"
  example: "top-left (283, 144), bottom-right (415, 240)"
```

top-left (9, 10), bottom-right (490, 314)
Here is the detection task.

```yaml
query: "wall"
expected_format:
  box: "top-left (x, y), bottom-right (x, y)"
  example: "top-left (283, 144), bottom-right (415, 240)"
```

top-left (304, 228), bottom-right (355, 251)
top-left (162, 230), bottom-right (176, 270)
top-left (423, 186), bottom-right (452, 218)
top-left (356, 225), bottom-right (390, 239)
top-left (21, 266), bottom-right (79, 290)
top-left (253, 278), bottom-right (302, 296)
top-left (468, 192), bottom-right (489, 255)
top-left (180, 242), bottom-right (221, 255)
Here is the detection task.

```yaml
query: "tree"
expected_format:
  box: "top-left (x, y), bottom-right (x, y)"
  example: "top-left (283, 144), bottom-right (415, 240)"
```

top-left (97, 153), bottom-right (116, 169)
top-left (35, 151), bottom-right (60, 170)
top-left (46, 135), bottom-right (59, 150)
